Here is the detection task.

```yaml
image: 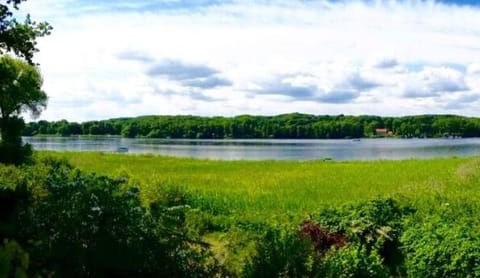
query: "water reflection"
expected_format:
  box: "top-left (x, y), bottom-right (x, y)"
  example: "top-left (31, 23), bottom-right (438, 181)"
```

top-left (23, 137), bottom-right (480, 161)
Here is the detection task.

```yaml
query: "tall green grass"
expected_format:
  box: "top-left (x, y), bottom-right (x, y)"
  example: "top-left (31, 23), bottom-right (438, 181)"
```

top-left (37, 151), bottom-right (480, 221)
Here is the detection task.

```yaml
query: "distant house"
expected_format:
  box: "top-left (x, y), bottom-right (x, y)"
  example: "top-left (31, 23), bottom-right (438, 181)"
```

top-left (375, 128), bottom-right (391, 137)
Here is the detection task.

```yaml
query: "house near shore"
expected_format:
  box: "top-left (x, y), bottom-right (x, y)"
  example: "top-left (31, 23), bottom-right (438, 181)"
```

top-left (375, 128), bottom-right (393, 137)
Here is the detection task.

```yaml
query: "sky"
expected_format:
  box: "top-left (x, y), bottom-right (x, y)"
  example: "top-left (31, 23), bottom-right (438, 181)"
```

top-left (16, 0), bottom-right (480, 122)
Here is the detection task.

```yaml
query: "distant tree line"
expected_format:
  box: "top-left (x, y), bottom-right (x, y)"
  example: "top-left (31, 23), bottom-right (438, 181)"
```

top-left (23, 113), bottom-right (480, 139)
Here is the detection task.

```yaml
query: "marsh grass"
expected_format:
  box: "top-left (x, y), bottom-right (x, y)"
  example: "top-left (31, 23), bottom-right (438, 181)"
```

top-left (36, 151), bottom-right (480, 222)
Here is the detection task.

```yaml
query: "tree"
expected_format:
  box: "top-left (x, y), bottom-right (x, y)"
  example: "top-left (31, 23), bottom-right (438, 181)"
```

top-left (0, 56), bottom-right (46, 164)
top-left (0, 0), bottom-right (50, 164)
top-left (1, 0), bottom-right (52, 64)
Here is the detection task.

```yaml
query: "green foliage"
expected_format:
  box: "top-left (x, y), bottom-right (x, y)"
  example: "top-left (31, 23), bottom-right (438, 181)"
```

top-left (25, 113), bottom-right (480, 138)
top-left (45, 151), bottom-right (467, 222)
top-left (316, 198), bottom-right (412, 245)
top-left (0, 117), bottom-right (33, 165)
top-left (0, 163), bottom-right (22, 189)
top-left (0, 56), bottom-right (46, 165)
top-left (0, 0), bottom-right (52, 64)
top-left (243, 225), bottom-right (313, 278)
top-left (208, 227), bottom-right (258, 276)
top-left (319, 246), bottom-right (389, 278)
top-left (242, 197), bottom-right (480, 278)
top-left (243, 201), bottom-right (397, 278)
top-left (0, 56), bottom-right (47, 119)
top-left (13, 152), bottom-right (480, 276)
top-left (0, 239), bottom-right (29, 278)
top-left (0, 157), bottom-right (222, 277)
top-left (314, 198), bottom-right (414, 275)
top-left (402, 209), bottom-right (480, 277)
top-left (0, 0), bottom-right (50, 165)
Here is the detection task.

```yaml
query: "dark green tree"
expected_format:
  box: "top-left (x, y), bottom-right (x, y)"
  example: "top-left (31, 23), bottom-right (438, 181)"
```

top-left (0, 0), bottom-right (50, 164)
top-left (0, 56), bottom-right (47, 164)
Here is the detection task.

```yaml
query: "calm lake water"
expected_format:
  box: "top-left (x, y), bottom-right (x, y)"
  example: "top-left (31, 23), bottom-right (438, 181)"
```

top-left (22, 136), bottom-right (480, 161)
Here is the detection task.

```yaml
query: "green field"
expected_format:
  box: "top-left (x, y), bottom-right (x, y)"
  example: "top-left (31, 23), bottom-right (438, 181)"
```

top-left (39, 151), bottom-right (480, 221)
top-left (3, 151), bottom-right (478, 276)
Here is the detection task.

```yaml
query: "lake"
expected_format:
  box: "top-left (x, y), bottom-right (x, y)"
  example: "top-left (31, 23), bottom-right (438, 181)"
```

top-left (22, 136), bottom-right (480, 161)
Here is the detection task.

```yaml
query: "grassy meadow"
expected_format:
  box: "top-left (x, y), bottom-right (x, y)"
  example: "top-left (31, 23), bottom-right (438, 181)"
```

top-left (38, 151), bottom-right (480, 221)
top-left (3, 151), bottom-right (479, 276)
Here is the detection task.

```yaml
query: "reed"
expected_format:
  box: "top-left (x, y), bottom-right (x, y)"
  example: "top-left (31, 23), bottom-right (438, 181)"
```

top-left (37, 151), bottom-right (480, 222)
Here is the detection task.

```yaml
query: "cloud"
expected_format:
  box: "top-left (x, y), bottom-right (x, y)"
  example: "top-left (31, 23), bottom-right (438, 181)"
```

top-left (148, 80), bottom-right (226, 102)
top-left (254, 75), bottom-right (316, 99)
top-left (317, 90), bottom-right (359, 104)
top-left (252, 70), bottom-right (373, 104)
top-left (342, 71), bottom-right (379, 91)
top-left (373, 58), bottom-right (399, 69)
top-left (468, 63), bottom-right (480, 75)
top-left (254, 83), bottom-right (360, 104)
top-left (443, 93), bottom-right (480, 109)
top-left (116, 51), bottom-right (154, 63)
top-left (146, 59), bottom-right (231, 89)
top-left (181, 76), bottom-right (233, 89)
top-left (16, 0), bottom-right (480, 120)
top-left (147, 59), bottom-right (218, 80)
top-left (156, 88), bottom-right (215, 102)
top-left (402, 67), bottom-right (469, 98)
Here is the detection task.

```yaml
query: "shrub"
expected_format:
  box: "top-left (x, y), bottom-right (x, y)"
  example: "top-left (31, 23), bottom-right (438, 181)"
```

top-left (318, 246), bottom-right (389, 278)
top-left (0, 157), bottom-right (221, 277)
top-left (0, 117), bottom-right (34, 165)
top-left (243, 225), bottom-right (313, 278)
top-left (314, 197), bottom-right (414, 275)
top-left (299, 220), bottom-right (347, 253)
top-left (0, 143), bottom-right (33, 166)
top-left (0, 183), bottom-right (29, 242)
top-left (402, 213), bottom-right (480, 278)
top-left (0, 239), bottom-right (30, 278)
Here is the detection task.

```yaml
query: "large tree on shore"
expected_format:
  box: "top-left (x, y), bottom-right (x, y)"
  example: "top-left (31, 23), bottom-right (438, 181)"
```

top-left (0, 0), bottom-right (50, 164)
top-left (0, 56), bottom-right (46, 164)
top-left (0, 56), bottom-right (46, 120)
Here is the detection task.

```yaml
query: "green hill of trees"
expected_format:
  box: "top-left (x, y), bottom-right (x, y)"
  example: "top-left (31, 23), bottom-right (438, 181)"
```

top-left (24, 113), bottom-right (480, 139)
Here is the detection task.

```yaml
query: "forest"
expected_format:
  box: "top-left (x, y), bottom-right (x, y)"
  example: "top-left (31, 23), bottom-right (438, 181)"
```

top-left (24, 113), bottom-right (480, 139)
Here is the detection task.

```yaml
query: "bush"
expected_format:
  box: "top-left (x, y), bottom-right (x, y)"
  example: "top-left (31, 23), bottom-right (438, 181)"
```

top-left (5, 158), bottom-right (480, 277)
top-left (299, 220), bottom-right (346, 254)
top-left (0, 117), bottom-right (33, 165)
top-left (243, 225), bottom-right (313, 278)
top-left (0, 183), bottom-right (29, 242)
top-left (402, 213), bottom-right (480, 277)
top-left (244, 198), bottom-right (414, 278)
top-left (0, 158), bottom-right (221, 277)
top-left (0, 143), bottom-right (33, 166)
top-left (318, 246), bottom-right (389, 278)
top-left (314, 197), bottom-right (414, 275)
top-left (0, 239), bottom-right (30, 278)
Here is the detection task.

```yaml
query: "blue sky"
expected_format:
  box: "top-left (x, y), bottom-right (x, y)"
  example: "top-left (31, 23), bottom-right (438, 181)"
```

top-left (17, 0), bottom-right (480, 121)
top-left (47, 0), bottom-right (480, 10)
top-left (33, 0), bottom-right (480, 14)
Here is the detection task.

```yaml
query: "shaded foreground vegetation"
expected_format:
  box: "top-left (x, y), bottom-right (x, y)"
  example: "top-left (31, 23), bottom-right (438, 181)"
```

top-left (2, 152), bottom-right (480, 277)
top-left (24, 113), bottom-right (480, 139)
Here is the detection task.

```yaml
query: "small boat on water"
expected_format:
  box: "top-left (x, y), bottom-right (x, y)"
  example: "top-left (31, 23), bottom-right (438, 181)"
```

top-left (116, 147), bottom-right (129, 153)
